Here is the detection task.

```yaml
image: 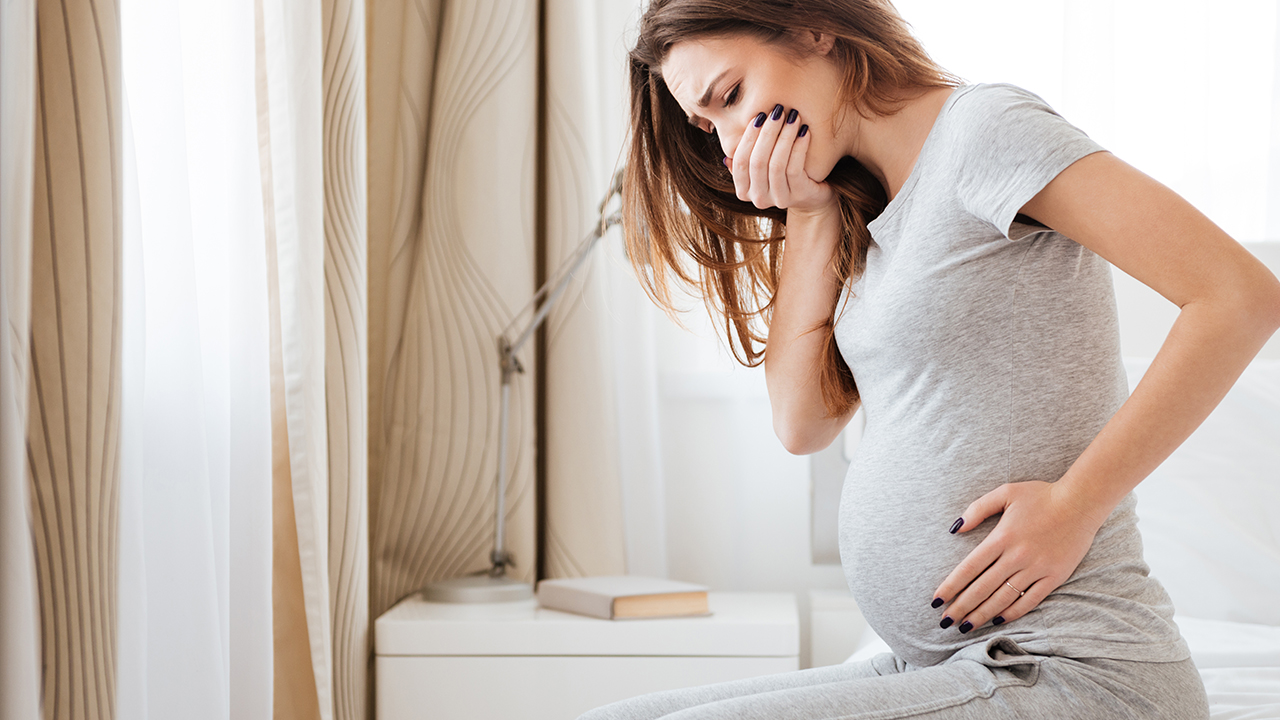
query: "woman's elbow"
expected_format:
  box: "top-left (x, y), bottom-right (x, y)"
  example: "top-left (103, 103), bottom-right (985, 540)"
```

top-left (1232, 262), bottom-right (1280, 338)
top-left (773, 411), bottom-right (835, 456)
top-left (1259, 271), bottom-right (1280, 333)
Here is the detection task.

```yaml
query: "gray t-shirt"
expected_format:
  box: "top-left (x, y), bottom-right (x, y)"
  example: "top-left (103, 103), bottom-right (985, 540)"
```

top-left (833, 83), bottom-right (1190, 667)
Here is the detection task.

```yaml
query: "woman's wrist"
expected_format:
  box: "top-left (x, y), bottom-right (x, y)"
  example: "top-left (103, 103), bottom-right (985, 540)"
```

top-left (783, 201), bottom-right (842, 260)
top-left (1048, 473), bottom-right (1121, 534)
top-left (785, 198), bottom-right (841, 226)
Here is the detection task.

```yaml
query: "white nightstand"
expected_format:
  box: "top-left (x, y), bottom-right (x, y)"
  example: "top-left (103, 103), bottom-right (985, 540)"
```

top-left (375, 591), bottom-right (800, 720)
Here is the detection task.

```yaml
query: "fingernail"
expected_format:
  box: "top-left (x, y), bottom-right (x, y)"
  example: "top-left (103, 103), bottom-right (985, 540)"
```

top-left (786, 108), bottom-right (798, 124)
top-left (939, 617), bottom-right (954, 629)
top-left (797, 124), bottom-right (808, 138)
top-left (722, 156), bottom-right (729, 167)
top-left (992, 616), bottom-right (1005, 625)
top-left (754, 112), bottom-right (767, 128)
top-left (959, 621), bottom-right (973, 633)
top-left (949, 518), bottom-right (964, 534)
top-left (770, 104), bottom-right (783, 121)
top-left (931, 597), bottom-right (944, 609)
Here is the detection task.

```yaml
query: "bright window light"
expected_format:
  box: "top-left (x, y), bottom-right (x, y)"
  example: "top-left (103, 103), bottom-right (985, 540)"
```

top-left (895, 0), bottom-right (1280, 242)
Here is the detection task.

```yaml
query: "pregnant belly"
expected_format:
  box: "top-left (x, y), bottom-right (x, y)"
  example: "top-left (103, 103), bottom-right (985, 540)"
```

top-left (837, 453), bottom-right (1010, 666)
top-left (837, 445), bottom-right (1167, 668)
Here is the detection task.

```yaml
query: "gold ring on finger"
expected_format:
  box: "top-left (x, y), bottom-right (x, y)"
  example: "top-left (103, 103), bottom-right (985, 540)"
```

top-left (1004, 580), bottom-right (1025, 597)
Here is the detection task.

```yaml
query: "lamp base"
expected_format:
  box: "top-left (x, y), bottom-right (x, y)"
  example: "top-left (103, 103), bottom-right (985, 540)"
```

top-left (421, 573), bottom-right (534, 603)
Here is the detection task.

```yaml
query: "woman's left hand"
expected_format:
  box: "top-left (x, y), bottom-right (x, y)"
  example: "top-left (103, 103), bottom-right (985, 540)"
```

top-left (931, 480), bottom-right (1108, 632)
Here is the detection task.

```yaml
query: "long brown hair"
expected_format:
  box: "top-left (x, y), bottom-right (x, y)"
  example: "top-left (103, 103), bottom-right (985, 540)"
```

top-left (624, 0), bottom-right (958, 418)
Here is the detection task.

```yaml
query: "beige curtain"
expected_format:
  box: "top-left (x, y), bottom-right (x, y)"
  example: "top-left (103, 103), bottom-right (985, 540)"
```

top-left (258, 0), bottom-right (369, 716)
top-left (366, 0), bottom-right (541, 616)
top-left (366, 0), bottom-right (631, 616)
top-left (321, 0), bottom-right (370, 717)
top-left (26, 2), bottom-right (124, 719)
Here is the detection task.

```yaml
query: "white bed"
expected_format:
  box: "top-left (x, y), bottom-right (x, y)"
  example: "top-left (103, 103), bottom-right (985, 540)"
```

top-left (839, 244), bottom-right (1280, 718)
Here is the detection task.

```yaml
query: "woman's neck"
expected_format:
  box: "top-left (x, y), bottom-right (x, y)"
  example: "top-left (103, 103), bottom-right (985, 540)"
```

top-left (841, 86), bottom-right (957, 202)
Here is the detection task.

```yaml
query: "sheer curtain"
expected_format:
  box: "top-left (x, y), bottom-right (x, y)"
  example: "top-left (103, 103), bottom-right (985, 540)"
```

top-left (0, 1), bottom-right (42, 717)
top-left (119, 0), bottom-right (367, 718)
top-left (119, 0), bottom-right (270, 716)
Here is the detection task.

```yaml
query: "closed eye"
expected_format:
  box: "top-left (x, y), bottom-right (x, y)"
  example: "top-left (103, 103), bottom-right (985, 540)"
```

top-left (694, 84), bottom-right (741, 135)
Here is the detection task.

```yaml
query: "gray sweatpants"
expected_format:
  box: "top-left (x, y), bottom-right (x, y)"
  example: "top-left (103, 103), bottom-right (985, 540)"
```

top-left (577, 637), bottom-right (1210, 720)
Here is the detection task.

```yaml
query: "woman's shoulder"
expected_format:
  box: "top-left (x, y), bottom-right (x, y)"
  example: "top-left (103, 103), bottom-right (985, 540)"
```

top-left (950, 82), bottom-right (1056, 112)
top-left (941, 82), bottom-right (1086, 156)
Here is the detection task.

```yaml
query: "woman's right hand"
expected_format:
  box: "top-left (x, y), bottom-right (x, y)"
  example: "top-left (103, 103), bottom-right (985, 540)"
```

top-left (726, 104), bottom-right (835, 218)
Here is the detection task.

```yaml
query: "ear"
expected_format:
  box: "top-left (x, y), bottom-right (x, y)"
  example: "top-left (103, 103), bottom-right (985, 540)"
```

top-left (811, 31), bottom-right (835, 56)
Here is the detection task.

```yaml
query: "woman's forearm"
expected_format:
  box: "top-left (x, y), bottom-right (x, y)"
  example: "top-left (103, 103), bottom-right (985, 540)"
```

top-left (764, 205), bottom-right (856, 455)
top-left (1056, 283), bottom-right (1280, 528)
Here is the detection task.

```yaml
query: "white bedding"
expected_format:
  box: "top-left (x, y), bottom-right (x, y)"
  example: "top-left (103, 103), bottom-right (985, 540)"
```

top-left (1174, 617), bottom-right (1280, 719)
top-left (845, 617), bottom-right (1280, 718)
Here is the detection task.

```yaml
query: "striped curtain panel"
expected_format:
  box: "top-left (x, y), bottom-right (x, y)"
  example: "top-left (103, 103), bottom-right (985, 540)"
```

top-left (253, 0), bottom-right (371, 715)
top-left (366, 0), bottom-right (543, 617)
top-left (320, 0), bottom-right (370, 716)
top-left (26, 2), bottom-right (125, 719)
top-left (365, 0), bottom-right (632, 619)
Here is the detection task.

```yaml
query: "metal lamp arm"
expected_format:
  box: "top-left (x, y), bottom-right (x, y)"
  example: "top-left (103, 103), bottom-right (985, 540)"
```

top-left (503, 212), bottom-right (621, 366)
top-left (489, 185), bottom-right (622, 576)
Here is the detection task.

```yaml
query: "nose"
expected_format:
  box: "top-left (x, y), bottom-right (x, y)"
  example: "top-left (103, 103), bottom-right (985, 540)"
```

top-left (717, 122), bottom-right (744, 162)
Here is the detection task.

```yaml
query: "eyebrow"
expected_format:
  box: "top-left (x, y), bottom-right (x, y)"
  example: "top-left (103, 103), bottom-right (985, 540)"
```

top-left (698, 70), bottom-right (730, 108)
top-left (687, 69), bottom-right (730, 127)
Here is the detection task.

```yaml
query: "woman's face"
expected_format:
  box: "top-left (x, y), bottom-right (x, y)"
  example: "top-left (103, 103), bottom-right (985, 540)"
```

top-left (659, 32), bottom-right (849, 182)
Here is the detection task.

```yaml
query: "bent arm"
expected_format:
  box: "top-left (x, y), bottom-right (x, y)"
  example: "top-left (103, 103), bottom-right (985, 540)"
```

top-left (1021, 151), bottom-right (1280, 523)
top-left (931, 151), bottom-right (1280, 630)
top-left (764, 205), bottom-right (858, 455)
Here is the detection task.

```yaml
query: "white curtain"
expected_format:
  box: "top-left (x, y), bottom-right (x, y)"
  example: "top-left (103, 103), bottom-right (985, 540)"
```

top-left (119, 0), bottom-right (368, 714)
top-left (119, 0), bottom-right (271, 716)
top-left (0, 0), bottom-right (42, 717)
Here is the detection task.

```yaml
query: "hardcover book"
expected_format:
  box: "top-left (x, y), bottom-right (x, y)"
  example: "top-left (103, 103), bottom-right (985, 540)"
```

top-left (535, 576), bottom-right (711, 620)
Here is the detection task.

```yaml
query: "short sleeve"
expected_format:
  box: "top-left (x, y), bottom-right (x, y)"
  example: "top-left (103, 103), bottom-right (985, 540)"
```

top-left (955, 84), bottom-right (1106, 241)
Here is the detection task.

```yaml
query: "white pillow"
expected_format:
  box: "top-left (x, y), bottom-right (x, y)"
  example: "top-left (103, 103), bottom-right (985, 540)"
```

top-left (1127, 359), bottom-right (1280, 627)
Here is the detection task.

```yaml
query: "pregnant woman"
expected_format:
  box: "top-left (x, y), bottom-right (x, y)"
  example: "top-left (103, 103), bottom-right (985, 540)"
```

top-left (583, 0), bottom-right (1280, 718)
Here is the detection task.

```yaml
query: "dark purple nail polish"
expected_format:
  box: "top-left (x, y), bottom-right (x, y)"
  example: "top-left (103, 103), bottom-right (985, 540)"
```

top-left (992, 616), bottom-right (1006, 625)
top-left (786, 108), bottom-right (798, 124)
top-left (949, 517), bottom-right (964, 534)
top-left (959, 621), bottom-right (973, 633)
top-left (797, 124), bottom-right (808, 138)
top-left (931, 597), bottom-right (944, 609)
top-left (770, 104), bottom-right (783, 121)
top-left (754, 112), bottom-right (767, 128)
top-left (722, 156), bottom-right (729, 167)
top-left (939, 616), bottom-right (954, 629)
